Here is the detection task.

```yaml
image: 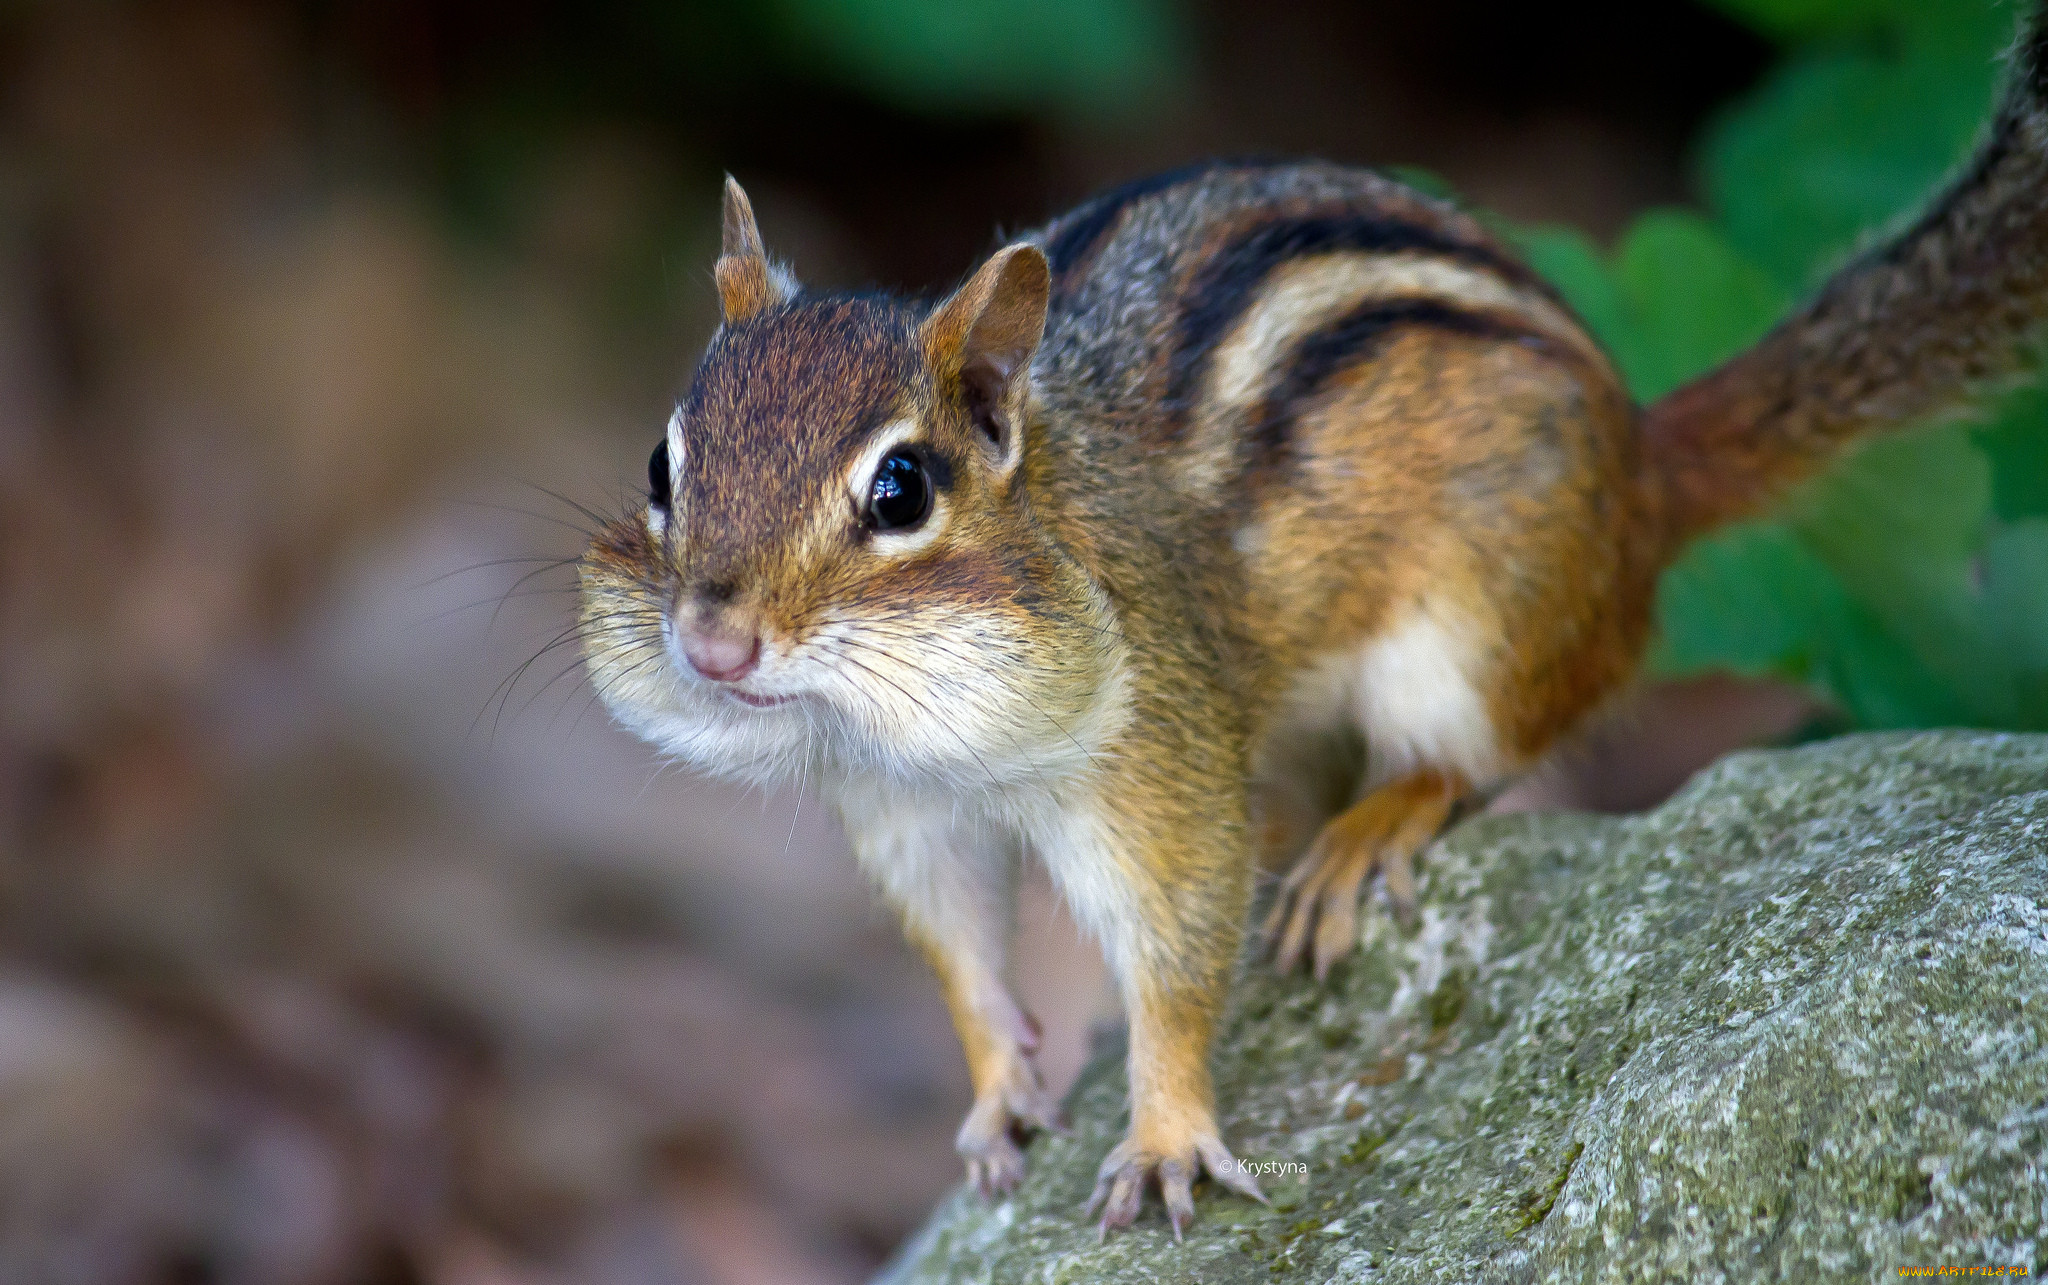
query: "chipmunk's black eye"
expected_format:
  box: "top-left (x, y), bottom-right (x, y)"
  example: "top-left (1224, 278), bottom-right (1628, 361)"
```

top-left (648, 440), bottom-right (672, 510)
top-left (868, 449), bottom-right (931, 532)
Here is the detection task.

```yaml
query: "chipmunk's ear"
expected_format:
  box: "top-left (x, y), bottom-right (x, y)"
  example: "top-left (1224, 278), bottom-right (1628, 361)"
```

top-left (921, 242), bottom-right (1049, 475)
top-left (715, 176), bottom-right (797, 325)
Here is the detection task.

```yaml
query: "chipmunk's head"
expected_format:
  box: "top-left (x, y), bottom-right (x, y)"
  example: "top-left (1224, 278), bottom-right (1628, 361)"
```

top-left (580, 179), bottom-right (1127, 788)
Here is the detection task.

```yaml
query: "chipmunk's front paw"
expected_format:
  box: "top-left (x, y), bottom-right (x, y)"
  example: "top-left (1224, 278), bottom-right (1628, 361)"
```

top-left (956, 1053), bottom-right (1065, 1199)
top-left (1084, 1130), bottom-right (1268, 1240)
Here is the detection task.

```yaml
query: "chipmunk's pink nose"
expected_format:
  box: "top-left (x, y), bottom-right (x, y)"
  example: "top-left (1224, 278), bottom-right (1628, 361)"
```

top-left (679, 628), bottom-right (760, 682)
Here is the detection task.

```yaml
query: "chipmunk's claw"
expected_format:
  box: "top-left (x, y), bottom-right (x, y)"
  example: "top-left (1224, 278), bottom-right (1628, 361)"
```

top-left (958, 1055), bottom-right (1063, 1200)
top-left (1161, 1158), bottom-right (1195, 1241)
top-left (1198, 1133), bottom-right (1269, 1206)
top-left (1087, 1156), bottom-right (1146, 1235)
top-left (1263, 773), bottom-right (1457, 978)
top-left (964, 1132), bottom-right (1027, 1198)
top-left (1083, 1133), bottom-right (1266, 1237)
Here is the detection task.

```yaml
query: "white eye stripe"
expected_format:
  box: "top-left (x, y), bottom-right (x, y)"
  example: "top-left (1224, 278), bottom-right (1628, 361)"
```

top-left (843, 419), bottom-right (947, 555)
top-left (844, 419), bottom-right (920, 512)
top-left (647, 406), bottom-right (685, 538)
top-left (869, 493), bottom-right (945, 555)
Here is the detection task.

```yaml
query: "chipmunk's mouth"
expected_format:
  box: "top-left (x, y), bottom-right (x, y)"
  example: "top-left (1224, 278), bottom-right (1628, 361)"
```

top-left (725, 689), bottom-right (792, 709)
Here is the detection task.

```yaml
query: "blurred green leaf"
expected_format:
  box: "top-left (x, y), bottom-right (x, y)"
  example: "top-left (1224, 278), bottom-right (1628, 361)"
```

top-left (1386, 165), bottom-right (1463, 204)
top-left (1700, 0), bottom-right (1990, 42)
top-left (1516, 214), bottom-right (1785, 401)
top-left (1818, 597), bottom-right (1985, 726)
top-left (1787, 429), bottom-right (2016, 723)
top-left (766, 0), bottom-right (1189, 117)
top-left (1699, 0), bottom-right (1881, 41)
top-left (1983, 520), bottom-right (2048, 726)
top-left (1974, 383), bottom-right (2048, 522)
top-left (1611, 211), bottom-right (1789, 400)
top-left (1699, 0), bottom-right (2009, 289)
top-left (1649, 522), bottom-right (1848, 677)
top-left (1516, 225), bottom-right (1629, 352)
top-left (1986, 519), bottom-right (2048, 659)
top-left (1651, 514), bottom-right (1985, 728)
top-left (1520, 0), bottom-right (2048, 733)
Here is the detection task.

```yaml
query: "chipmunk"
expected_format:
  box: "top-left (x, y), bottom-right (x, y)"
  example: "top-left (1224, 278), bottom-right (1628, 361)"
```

top-left (580, 4), bottom-right (2048, 1237)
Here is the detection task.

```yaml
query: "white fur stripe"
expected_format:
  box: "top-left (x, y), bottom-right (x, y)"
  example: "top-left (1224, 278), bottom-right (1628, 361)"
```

top-left (1206, 252), bottom-right (1592, 420)
top-left (1173, 252), bottom-right (1590, 495)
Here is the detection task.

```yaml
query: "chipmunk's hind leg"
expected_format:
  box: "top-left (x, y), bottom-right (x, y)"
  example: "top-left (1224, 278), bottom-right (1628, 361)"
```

top-left (1264, 769), bottom-right (1460, 978)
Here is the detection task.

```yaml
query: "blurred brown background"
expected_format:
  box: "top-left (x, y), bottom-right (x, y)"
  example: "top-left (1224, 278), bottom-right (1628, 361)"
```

top-left (0, 2), bottom-right (1805, 1282)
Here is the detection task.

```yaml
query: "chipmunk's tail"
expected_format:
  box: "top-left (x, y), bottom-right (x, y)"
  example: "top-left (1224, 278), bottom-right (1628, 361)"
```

top-left (1643, 0), bottom-right (2048, 551)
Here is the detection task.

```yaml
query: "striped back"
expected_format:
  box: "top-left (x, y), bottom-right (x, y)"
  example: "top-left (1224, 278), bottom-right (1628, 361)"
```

top-left (1027, 161), bottom-right (1608, 495)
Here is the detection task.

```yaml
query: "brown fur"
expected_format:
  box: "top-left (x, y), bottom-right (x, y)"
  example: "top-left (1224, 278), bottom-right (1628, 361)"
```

top-left (579, 5), bottom-right (2048, 1235)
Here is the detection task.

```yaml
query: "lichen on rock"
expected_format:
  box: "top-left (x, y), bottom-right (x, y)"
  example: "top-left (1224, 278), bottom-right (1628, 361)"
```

top-left (878, 732), bottom-right (2048, 1283)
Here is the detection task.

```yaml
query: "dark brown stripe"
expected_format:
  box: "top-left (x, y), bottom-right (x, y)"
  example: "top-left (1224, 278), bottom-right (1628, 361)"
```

top-left (1243, 299), bottom-right (1551, 482)
top-left (1166, 213), bottom-right (1552, 433)
top-left (1042, 159), bottom-right (1262, 285)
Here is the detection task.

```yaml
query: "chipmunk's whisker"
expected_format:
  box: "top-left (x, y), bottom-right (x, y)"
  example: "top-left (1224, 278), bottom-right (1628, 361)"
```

top-left (853, 622), bottom-right (1100, 770)
top-left (817, 639), bottom-right (1005, 794)
top-left (408, 553), bottom-right (583, 592)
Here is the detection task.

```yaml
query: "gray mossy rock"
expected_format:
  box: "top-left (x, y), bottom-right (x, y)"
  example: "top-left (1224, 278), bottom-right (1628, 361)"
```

top-left (879, 731), bottom-right (2048, 1283)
